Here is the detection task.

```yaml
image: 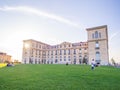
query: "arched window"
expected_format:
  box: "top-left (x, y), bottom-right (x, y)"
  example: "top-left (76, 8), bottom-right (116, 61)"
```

top-left (95, 31), bottom-right (98, 38)
top-left (95, 52), bottom-right (101, 64)
top-left (96, 52), bottom-right (100, 59)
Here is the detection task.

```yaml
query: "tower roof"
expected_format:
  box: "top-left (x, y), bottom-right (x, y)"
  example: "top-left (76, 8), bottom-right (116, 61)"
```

top-left (86, 25), bottom-right (107, 31)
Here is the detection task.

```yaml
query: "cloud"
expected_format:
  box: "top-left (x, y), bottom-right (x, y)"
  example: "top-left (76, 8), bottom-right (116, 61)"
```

top-left (0, 6), bottom-right (80, 28)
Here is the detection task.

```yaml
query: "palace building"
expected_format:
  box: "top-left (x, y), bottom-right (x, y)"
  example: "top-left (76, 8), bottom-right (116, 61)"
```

top-left (0, 52), bottom-right (12, 63)
top-left (22, 25), bottom-right (109, 65)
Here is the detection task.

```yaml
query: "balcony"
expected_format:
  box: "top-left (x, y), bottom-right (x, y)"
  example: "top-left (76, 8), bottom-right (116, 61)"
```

top-left (95, 47), bottom-right (100, 49)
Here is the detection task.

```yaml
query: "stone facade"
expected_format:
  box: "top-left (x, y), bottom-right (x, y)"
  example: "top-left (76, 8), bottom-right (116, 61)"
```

top-left (22, 25), bottom-right (109, 65)
top-left (0, 52), bottom-right (12, 63)
top-left (87, 25), bottom-right (109, 65)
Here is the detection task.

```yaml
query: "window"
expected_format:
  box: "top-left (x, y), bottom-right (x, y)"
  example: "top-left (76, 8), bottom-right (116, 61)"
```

top-left (60, 50), bottom-right (62, 55)
top-left (25, 52), bottom-right (27, 54)
top-left (55, 59), bottom-right (58, 63)
top-left (64, 50), bottom-right (66, 55)
top-left (39, 45), bottom-right (41, 48)
top-left (64, 44), bottom-right (66, 48)
top-left (64, 56), bottom-right (66, 61)
top-left (60, 56), bottom-right (62, 58)
top-left (84, 55), bottom-right (87, 57)
top-left (55, 50), bottom-right (57, 55)
top-left (39, 51), bottom-right (41, 55)
top-left (68, 49), bottom-right (70, 55)
top-left (96, 52), bottom-right (100, 58)
top-left (35, 59), bottom-right (37, 64)
top-left (51, 51), bottom-right (53, 55)
top-left (79, 55), bottom-right (82, 58)
top-left (99, 32), bottom-right (101, 38)
top-left (57, 45), bottom-right (59, 48)
top-left (48, 51), bottom-right (49, 55)
top-left (55, 46), bottom-right (56, 48)
top-left (29, 58), bottom-right (33, 64)
top-left (39, 59), bottom-right (40, 64)
top-left (32, 43), bottom-right (34, 47)
top-left (72, 44), bottom-right (74, 47)
top-left (68, 56), bottom-right (70, 61)
top-left (36, 43), bottom-right (38, 48)
top-left (74, 59), bottom-right (76, 64)
top-left (60, 45), bottom-right (62, 48)
top-left (74, 49), bottom-right (76, 54)
top-left (24, 58), bottom-right (26, 64)
top-left (95, 41), bottom-right (99, 49)
top-left (95, 52), bottom-right (101, 64)
top-left (74, 56), bottom-right (76, 58)
top-left (95, 31), bottom-right (98, 38)
top-left (92, 33), bottom-right (94, 38)
top-left (69, 44), bottom-right (70, 47)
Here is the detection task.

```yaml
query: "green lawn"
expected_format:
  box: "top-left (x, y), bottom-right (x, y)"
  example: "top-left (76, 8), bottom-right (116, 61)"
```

top-left (0, 64), bottom-right (120, 90)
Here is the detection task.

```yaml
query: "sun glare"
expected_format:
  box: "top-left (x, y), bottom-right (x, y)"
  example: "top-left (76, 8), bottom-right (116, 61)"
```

top-left (24, 43), bottom-right (30, 48)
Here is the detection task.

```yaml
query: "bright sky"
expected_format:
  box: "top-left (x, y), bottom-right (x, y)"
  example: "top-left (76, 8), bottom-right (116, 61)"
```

top-left (0, 0), bottom-right (120, 62)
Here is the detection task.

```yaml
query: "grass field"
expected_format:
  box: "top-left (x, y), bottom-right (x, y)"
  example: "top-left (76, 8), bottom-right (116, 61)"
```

top-left (0, 64), bottom-right (120, 90)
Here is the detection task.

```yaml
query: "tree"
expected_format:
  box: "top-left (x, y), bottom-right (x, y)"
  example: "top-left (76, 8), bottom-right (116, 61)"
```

top-left (14, 59), bottom-right (21, 64)
top-left (111, 58), bottom-right (116, 66)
